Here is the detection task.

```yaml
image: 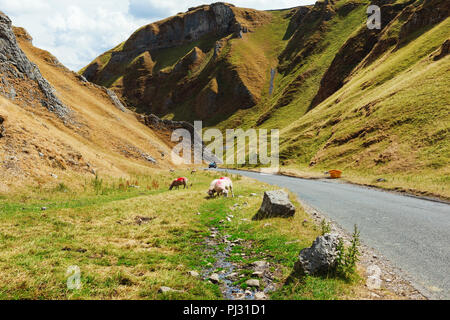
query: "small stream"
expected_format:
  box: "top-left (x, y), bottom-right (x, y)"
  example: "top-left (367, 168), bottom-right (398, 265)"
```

top-left (203, 227), bottom-right (275, 300)
top-left (205, 236), bottom-right (256, 300)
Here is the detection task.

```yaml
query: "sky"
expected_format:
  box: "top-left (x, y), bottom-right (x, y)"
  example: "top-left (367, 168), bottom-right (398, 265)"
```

top-left (0, 0), bottom-right (315, 71)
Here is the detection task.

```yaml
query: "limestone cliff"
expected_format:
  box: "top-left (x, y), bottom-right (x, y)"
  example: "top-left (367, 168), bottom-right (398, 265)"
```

top-left (0, 11), bottom-right (71, 121)
top-left (81, 2), bottom-right (271, 122)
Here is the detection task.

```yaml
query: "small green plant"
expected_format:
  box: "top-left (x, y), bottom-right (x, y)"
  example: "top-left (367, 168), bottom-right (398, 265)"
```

top-left (320, 219), bottom-right (331, 235)
top-left (92, 174), bottom-right (103, 195)
top-left (54, 183), bottom-right (69, 193)
top-left (335, 225), bottom-right (361, 280)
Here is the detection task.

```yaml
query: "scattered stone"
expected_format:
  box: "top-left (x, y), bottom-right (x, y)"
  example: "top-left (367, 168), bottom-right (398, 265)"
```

top-left (246, 279), bottom-right (260, 288)
top-left (158, 286), bottom-right (179, 294)
top-left (285, 240), bottom-right (301, 245)
top-left (376, 178), bottom-right (387, 182)
top-left (209, 273), bottom-right (220, 284)
top-left (263, 223), bottom-right (272, 228)
top-left (41, 207), bottom-right (47, 211)
top-left (245, 290), bottom-right (252, 296)
top-left (255, 292), bottom-right (268, 300)
top-left (250, 193), bottom-right (257, 197)
top-left (50, 173), bottom-right (58, 179)
top-left (141, 153), bottom-right (157, 164)
top-left (234, 292), bottom-right (245, 300)
top-left (370, 292), bottom-right (381, 299)
top-left (294, 234), bottom-right (340, 276)
top-left (252, 271), bottom-right (264, 278)
top-left (189, 271), bottom-right (200, 278)
top-left (253, 261), bottom-right (268, 270)
top-left (227, 273), bottom-right (238, 280)
top-left (134, 216), bottom-right (154, 225)
top-left (254, 190), bottom-right (296, 220)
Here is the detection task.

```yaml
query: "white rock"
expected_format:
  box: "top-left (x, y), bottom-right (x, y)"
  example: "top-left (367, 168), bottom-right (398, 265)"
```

top-left (189, 271), bottom-right (200, 278)
top-left (209, 273), bottom-right (220, 284)
top-left (246, 279), bottom-right (260, 288)
top-left (159, 286), bottom-right (178, 294)
top-left (255, 292), bottom-right (268, 300)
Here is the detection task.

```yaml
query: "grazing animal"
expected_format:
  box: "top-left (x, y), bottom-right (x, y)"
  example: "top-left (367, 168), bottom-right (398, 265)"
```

top-left (170, 177), bottom-right (188, 190)
top-left (208, 177), bottom-right (234, 198)
top-left (191, 169), bottom-right (197, 174)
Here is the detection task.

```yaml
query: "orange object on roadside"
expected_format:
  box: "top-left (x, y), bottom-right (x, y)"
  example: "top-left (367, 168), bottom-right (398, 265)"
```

top-left (329, 170), bottom-right (342, 179)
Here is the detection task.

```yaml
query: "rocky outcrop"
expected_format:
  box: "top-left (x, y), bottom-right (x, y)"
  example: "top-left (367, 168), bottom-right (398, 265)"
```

top-left (174, 47), bottom-right (205, 73)
top-left (361, 0), bottom-right (450, 69)
top-left (309, 1), bottom-right (406, 109)
top-left (294, 234), bottom-right (340, 276)
top-left (106, 89), bottom-right (127, 112)
top-left (81, 3), bottom-right (269, 121)
top-left (309, 0), bottom-right (449, 109)
top-left (123, 3), bottom-right (241, 55)
top-left (253, 190), bottom-right (296, 220)
top-left (279, 0), bottom-right (337, 72)
top-left (0, 11), bottom-right (71, 121)
top-left (0, 114), bottom-right (5, 138)
top-left (396, 0), bottom-right (450, 47)
top-left (433, 39), bottom-right (450, 61)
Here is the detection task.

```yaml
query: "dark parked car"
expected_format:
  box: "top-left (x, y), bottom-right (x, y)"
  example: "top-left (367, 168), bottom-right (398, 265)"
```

top-left (209, 162), bottom-right (217, 169)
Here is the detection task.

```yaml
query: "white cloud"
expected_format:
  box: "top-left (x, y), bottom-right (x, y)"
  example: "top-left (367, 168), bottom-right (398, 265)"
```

top-left (0, 0), bottom-right (314, 71)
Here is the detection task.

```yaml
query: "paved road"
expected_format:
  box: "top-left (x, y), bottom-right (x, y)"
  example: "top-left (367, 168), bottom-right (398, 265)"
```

top-left (215, 169), bottom-right (450, 299)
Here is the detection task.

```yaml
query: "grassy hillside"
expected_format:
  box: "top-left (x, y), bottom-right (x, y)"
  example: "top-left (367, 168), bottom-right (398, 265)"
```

top-left (277, 1), bottom-right (450, 198)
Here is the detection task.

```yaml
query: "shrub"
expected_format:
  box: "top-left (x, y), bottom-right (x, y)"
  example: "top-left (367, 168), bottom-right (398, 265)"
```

top-left (320, 219), bottom-right (331, 235)
top-left (335, 225), bottom-right (361, 280)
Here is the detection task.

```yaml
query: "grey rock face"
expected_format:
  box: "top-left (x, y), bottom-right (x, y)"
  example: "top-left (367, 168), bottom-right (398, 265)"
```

top-left (294, 234), bottom-right (340, 276)
top-left (0, 11), bottom-right (70, 121)
top-left (141, 153), bottom-right (157, 164)
top-left (254, 190), bottom-right (296, 220)
top-left (106, 89), bottom-right (127, 112)
top-left (123, 3), bottom-right (239, 56)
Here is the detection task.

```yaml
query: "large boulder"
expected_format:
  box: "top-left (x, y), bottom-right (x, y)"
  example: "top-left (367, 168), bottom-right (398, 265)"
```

top-left (294, 234), bottom-right (340, 276)
top-left (254, 190), bottom-right (296, 220)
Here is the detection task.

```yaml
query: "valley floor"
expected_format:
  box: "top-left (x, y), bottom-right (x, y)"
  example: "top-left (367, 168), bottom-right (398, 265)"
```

top-left (0, 170), bottom-right (409, 300)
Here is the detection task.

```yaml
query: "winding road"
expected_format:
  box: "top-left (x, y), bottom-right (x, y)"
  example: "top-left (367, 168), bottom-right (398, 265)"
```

top-left (215, 168), bottom-right (450, 300)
